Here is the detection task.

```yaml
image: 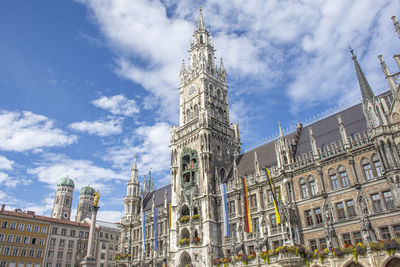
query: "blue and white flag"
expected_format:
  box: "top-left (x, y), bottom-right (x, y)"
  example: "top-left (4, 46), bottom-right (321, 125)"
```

top-left (220, 183), bottom-right (230, 237)
top-left (153, 207), bottom-right (159, 251)
top-left (142, 212), bottom-right (146, 253)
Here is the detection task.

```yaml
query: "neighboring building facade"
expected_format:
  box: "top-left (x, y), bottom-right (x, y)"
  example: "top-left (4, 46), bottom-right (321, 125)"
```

top-left (0, 205), bottom-right (50, 267)
top-left (119, 10), bottom-right (400, 267)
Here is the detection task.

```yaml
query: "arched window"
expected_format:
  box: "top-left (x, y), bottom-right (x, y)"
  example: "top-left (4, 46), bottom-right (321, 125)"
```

top-left (193, 207), bottom-right (199, 215)
top-left (308, 175), bottom-right (318, 196)
top-left (194, 105), bottom-right (199, 118)
top-left (216, 146), bottom-right (221, 158)
top-left (208, 84), bottom-right (214, 95)
top-left (186, 109), bottom-right (191, 122)
top-left (220, 168), bottom-right (226, 180)
top-left (192, 54), bottom-right (196, 66)
top-left (208, 53), bottom-right (212, 64)
top-left (200, 35), bottom-right (203, 44)
top-left (299, 178), bottom-right (308, 199)
top-left (372, 154), bottom-right (383, 177)
top-left (216, 88), bottom-right (222, 99)
top-left (328, 168), bottom-right (339, 190)
top-left (361, 157), bottom-right (374, 180)
top-left (181, 205), bottom-right (190, 218)
top-left (338, 165), bottom-right (350, 187)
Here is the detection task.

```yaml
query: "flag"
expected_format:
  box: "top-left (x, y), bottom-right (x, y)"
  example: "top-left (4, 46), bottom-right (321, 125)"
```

top-left (142, 211), bottom-right (146, 253)
top-left (153, 207), bottom-right (159, 251)
top-left (168, 203), bottom-right (172, 230)
top-left (242, 176), bottom-right (252, 233)
top-left (266, 168), bottom-right (281, 224)
top-left (220, 183), bottom-right (230, 237)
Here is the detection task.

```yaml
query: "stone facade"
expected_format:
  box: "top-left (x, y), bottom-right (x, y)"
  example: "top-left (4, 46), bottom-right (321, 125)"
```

top-left (118, 10), bottom-right (400, 267)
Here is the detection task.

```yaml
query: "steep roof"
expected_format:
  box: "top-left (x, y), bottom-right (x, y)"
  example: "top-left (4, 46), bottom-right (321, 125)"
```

top-left (142, 184), bottom-right (171, 211)
top-left (236, 103), bottom-right (367, 175)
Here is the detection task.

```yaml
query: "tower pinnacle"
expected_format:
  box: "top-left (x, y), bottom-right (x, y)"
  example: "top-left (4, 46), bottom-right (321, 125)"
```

top-left (350, 48), bottom-right (375, 102)
top-left (197, 6), bottom-right (205, 30)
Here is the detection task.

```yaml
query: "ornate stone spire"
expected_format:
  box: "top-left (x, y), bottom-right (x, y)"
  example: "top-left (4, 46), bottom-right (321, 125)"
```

top-left (278, 122), bottom-right (284, 137)
top-left (130, 154), bottom-right (138, 183)
top-left (350, 48), bottom-right (375, 102)
top-left (197, 6), bottom-right (205, 30)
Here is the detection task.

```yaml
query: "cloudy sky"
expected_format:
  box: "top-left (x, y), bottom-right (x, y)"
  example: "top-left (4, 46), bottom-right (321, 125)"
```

top-left (0, 0), bottom-right (398, 222)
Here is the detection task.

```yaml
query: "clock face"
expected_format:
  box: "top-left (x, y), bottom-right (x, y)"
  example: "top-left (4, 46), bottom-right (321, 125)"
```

top-left (188, 85), bottom-right (196, 96)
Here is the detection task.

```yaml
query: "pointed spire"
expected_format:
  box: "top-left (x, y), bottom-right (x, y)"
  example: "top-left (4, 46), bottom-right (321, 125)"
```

top-left (220, 58), bottom-right (225, 70)
top-left (197, 6), bottom-right (205, 30)
top-left (278, 122), bottom-right (284, 137)
top-left (129, 154), bottom-right (138, 183)
top-left (254, 152), bottom-right (260, 177)
top-left (180, 59), bottom-right (186, 73)
top-left (143, 174), bottom-right (147, 193)
top-left (133, 154), bottom-right (137, 170)
top-left (350, 48), bottom-right (375, 102)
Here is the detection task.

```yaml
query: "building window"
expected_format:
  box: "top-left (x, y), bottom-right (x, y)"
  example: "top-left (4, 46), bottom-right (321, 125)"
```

top-left (102, 243), bottom-right (106, 250)
top-left (61, 229), bottom-right (67, 235)
top-left (314, 208), bottom-right (323, 224)
top-left (267, 190), bottom-right (274, 204)
top-left (29, 249), bottom-right (35, 257)
top-left (252, 217), bottom-right (260, 233)
top-left (36, 249), bottom-right (42, 258)
top-left (309, 179), bottom-right (317, 196)
top-left (329, 169), bottom-right (339, 190)
top-left (57, 251), bottom-right (63, 259)
top-left (68, 240), bottom-right (74, 248)
top-left (371, 193), bottom-right (383, 212)
top-left (15, 236), bottom-right (21, 243)
top-left (10, 222), bottom-right (16, 230)
top-left (7, 234), bottom-right (13, 242)
top-left (304, 210), bottom-right (313, 226)
top-left (353, 231), bottom-right (362, 244)
top-left (270, 214), bottom-right (277, 229)
top-left (31, 237), bottom-right (37, 245)
top-left (33, 226), bottom-right (39, 232)
top-left (362, 157), bottom-right (374, 180)
top-left (336, 202), bottom-right (346, 220)
top-left (59, 239), bottom-right (65, 247)
top-left (70, 230), bottom-right (75, 237)
top-left (18, 223), bottom-right (24, 231)
top-left (66, 252), bottom-right (72, 259)
top-left (3, 247), bottom-right (10, 255)
top-left (372, 154), bottom-right (383, 177)
top-left (342, 233), bottom-right (352, 245)
top-left (300, 178), bottom-right (308, 198)
top-left (229, 200), bottom-right (235, 214)
top-left (24, 237), bottom-right (30, 244)
top-left (230, 223), bottom-right (237, 238)
top-left (319, 238), bottom-right (327, 249)
top-left (392, 225), bottom-right (400, 238)
top-left (338, 166), bottom-right (350, 187)
top-left (52, 227), bottom-right (58, 234)
top-left (345, 200), bottom-right (357, 218)
top-left (12, 247), bottom-right (19, 256)
top-left (39, 238), bottom-right (44, 246)
top-left (1, 221), bottom-right (8, 228)
top-left (383, 191), bottom-right (395, 210)
top-left (380, 227), bottom-right (391, 240)
top-left (26, 225), bottom-right (32, 232)
top-left (41, 226), bottom-right (47, 234)
top-left (249, 194), bottom-right (257, 210)
top-left (309, 239), bottom-right (317, 251)
top-left (21, 248), bottom-right (27, 257)
top-left (50, 238), bottom-right (55, 246)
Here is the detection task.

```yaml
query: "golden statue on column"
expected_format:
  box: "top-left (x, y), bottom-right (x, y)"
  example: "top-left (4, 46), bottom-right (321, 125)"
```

top-left (93, 190), bottom-right (100, 207)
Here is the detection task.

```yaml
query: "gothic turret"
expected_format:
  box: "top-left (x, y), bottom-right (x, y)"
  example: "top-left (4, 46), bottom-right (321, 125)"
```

top-left (275, 122), bottom-right (292, 169)
top-left (123, 155), bottom-right (141, 216)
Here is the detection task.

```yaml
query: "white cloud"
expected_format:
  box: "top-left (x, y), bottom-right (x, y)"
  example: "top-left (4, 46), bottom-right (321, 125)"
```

top-left (0, 155), bottom-right (13, 170)
top-left (79, 0), bottom-right (398, 120)
top-left (0, 110), bottom-right (77, 152)
top-left (69, 117), bottom-right (123, 136)
top-left (27, 153), bottom-right (125, 191)
top-left (104, 122), bottom-right (171, 185)
top-left (92, 94), bottom-right (139, 117)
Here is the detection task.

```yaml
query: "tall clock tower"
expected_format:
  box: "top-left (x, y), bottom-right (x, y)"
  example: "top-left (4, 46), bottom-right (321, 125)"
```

top-left (169, 8), bottom-right (241, 267)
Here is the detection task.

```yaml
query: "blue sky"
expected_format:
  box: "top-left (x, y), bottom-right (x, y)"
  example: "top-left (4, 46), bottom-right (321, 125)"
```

top-left (0, 0), bottom-right (398, 222)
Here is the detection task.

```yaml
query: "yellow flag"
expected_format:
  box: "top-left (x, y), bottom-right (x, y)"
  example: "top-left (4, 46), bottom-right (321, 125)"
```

top-left (266, 169), bottom-right (281, 224)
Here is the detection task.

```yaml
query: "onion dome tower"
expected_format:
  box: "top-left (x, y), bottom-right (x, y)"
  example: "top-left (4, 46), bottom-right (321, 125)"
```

top-left (52, 176), bottom-right (75, 220)
top-left (76, 185), bottom-right (96, 222)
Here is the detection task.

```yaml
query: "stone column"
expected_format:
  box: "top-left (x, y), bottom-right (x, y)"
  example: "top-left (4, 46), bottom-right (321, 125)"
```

top-left (81, 205), bottom-right (100, 267)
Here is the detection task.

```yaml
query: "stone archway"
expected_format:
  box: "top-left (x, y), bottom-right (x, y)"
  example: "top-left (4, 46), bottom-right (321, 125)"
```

top-left (179, 251), bottom-right (192, 267)
top-left (382, 256), bottom-right (400, 267)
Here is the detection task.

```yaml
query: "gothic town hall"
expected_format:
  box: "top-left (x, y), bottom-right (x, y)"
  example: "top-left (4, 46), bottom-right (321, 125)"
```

top-left (118, 9), bottom-right (400, 267)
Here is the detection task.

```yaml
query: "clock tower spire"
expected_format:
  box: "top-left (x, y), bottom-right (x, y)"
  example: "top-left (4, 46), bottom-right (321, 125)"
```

top-left (170, 8), bottom-right (241, 267)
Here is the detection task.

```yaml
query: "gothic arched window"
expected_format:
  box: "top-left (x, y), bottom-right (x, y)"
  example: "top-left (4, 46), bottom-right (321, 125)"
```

top-left (308, 175), bottom-right (318, 196)
top-left (220, 168), bottom-right (226, 180)
top-left (372, 154), bottom-right (383, 177)
top-left (338, 165), bottom-right (350, 187)
top-left (194, 105), bottom-right (199, 118)
top-left (328, 168), bottom-right (339, 190)
top-left (209, 84), bottom-right (214, 95)
top-left (299, 178), bottom-right (308, 199)
top-left (186, 109), bottom-right (191, 122)
top-left (216, 88), bottom-right (222, 99)
top-left (361, 157), bottom-right (374, 180)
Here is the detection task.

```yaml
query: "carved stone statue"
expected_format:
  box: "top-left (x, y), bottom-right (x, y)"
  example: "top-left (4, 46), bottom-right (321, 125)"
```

top-left (93, 190), bottom-right (100, 207)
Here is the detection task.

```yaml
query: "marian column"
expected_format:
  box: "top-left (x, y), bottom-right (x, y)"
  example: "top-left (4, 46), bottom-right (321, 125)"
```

top-left (81, 190), bottom-right (100, 267)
